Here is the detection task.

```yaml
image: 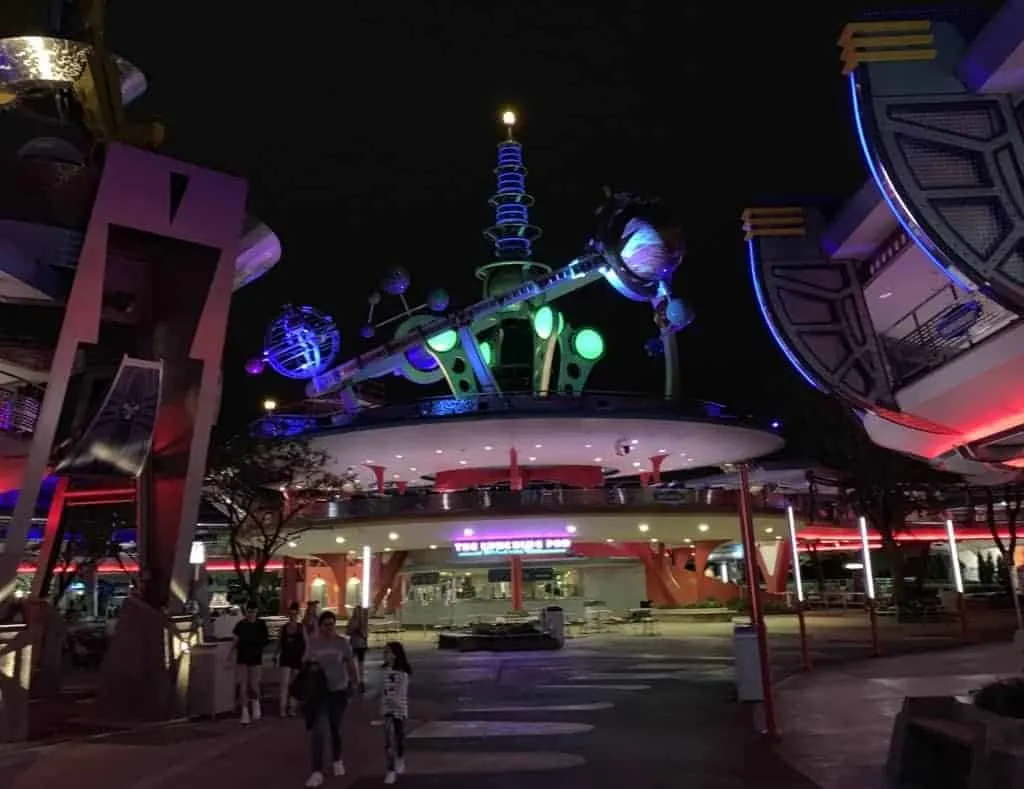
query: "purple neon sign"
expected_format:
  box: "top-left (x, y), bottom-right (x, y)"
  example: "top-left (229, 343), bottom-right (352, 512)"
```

top-left (453, 538), bottom-right (572, 557)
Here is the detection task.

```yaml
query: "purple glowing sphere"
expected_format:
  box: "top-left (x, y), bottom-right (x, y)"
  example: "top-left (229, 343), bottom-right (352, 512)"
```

top-left (380, 267), bottom-right (411, 296)
top-left (619, 217), bottom-right (683, 282)
top-left (426, 288), bottom-right (450, 312)
top-left (244, 357), bottom-right (266, 376)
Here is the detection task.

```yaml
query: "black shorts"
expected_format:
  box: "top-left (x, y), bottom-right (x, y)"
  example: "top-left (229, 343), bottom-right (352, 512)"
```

top-left (353, 647), bottom-right (367, 662)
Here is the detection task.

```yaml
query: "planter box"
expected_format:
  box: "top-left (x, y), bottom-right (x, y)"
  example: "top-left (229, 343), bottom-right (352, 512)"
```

top-left (887, 695), bottom-right (1024, 789)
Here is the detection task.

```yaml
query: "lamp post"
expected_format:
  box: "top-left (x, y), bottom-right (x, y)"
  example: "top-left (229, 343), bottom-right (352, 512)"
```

top-left (786, 505), bottom-right (811, 671)
top-left (858, 516), bottom-right (880, 657)
top-left (945, 518), bottom-right (969, 644)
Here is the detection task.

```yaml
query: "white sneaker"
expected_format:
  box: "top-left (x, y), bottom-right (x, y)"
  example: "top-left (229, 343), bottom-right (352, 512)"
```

top-left (251, 700), bottom-right (262, 721)
top-left (240, 707), bottom-right (250, 725)
top-left (395, 757), bottom-right (406, 774)
top-left (304, 771), bottom-right (324, 787)
top-left (383, 771), bottom-right (396, 785)
top-left (332, 759), bottom-right (345, 776)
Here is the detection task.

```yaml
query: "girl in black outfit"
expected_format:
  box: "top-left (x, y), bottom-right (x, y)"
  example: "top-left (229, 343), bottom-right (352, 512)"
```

top-left (276, 602), bottom-right (307, 716)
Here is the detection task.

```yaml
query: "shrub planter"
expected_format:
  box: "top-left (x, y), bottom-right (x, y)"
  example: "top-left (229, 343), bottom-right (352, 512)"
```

top-left (437, 622), bottom-right (561, 652)
top-left (887, 693), bottom-right (1024, 789)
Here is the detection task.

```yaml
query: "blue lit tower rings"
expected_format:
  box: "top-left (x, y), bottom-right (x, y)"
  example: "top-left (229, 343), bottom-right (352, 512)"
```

top-left (483, 111), bottom-right (543, 262)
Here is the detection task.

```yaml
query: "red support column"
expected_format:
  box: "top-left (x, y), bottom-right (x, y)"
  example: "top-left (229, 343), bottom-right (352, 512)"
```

top-left (316, 553), bottom-right (350, 613)
top-left (281, 557), bottom-right (300, 613)
top-left (30, 477), bottom-right (70, 599)
top-left (738, 463), bottom-right (778, 739)
top-left (649, 454), bottom-right (667, 483)
top-left (372, 552), bottom-right (408, 613)
top-left (510, 555), bottom-right (524, 611)
top-left (364, 464), bottom-right (386, 492)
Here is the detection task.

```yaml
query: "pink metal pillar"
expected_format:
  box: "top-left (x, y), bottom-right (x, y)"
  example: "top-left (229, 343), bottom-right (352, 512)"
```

top-left (738, 463), bottom-right (778, 738)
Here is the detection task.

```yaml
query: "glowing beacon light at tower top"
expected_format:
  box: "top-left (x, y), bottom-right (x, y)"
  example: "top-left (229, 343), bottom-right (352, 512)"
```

top-left (484, 107), bottom-right (542, 261)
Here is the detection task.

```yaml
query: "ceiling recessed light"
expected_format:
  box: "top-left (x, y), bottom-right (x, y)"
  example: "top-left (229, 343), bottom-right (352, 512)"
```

top-left (658, 448), bottom-right (667, 453)
top-left (775, 535), bottom-right (783, 541)
top-left (535, 443), bottom-right (543, 449)
top-left (879, 291), bottom-right (893, 299)
top-left (463, 528), bottom-right (474, 537)
top-left (484, 445), bottom-right (493, 451)
top-left (679, 452), bottom-right (687, 457)
top-left (684, 538), bottom-right (692, 544)
top-left (388, 532), bottom-right (399, 541)
top-left (364, 459), bottom-right (373, 464)
top-left (459, 459), bottom-right (468, 465)
top-left (288, 541), bottom-right (298, 548)
top-left (605, 538), bottom-right (614, 543)
top-left (395, 454), bottom-right (403, 459)
top-left (393, 474), bottom-right (401, 479)
top-left (593, 457), bottom-right (603, 463)
top-left (566, 524), bottom-right (577, 534)
top-left (649, 537), bottom-right (658, 543)
top-left (687, 458), bottom-right (694, 463)
top-left (630, 439), bottom-right (639, 445)
top-left (638, 523), bottom-right (649, 532)
top-left (584, 443), bottom-right (592, 448)
top-left (429, 544), bottom-right (438, 550)
top-left (410, 467), bottom-right (417, 472)
top-left (335, 536), bottom-right (346, 544)
top-left (632, 461), bottom-right (641, 468)
top-left (765, 527), bottom-right (774, 534)
top-left (528, 456), bottom-right (537, 462)
top-left (698, 523), bottom-right (709, 532)
top-left (435, 449), bottom-right (443, 455)
top-left (383, 546), bottom-right (392, 552)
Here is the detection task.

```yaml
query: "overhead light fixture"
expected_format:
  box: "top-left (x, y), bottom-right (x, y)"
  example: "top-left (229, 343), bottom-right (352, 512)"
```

top-left (566, 524), bottom-right (577, 534)
top-left (435, 449), bottom-right (443, 454)
top-left (463, 528), bottom-right (474, 537)
top-left (658, 448), bottom-right (667, 453)
top-left (459, 459), bottom-right (468, 465)
top-left (632, 461), bottom-right (641, 468)
top-left (335, 536), bottom-right (346, 544)
top-left (535, 444), bottom-right (543, 449)
top-left (879, 291), bottom-right (893, 299)
top-left (528, 456), bottom-right (537, 462)
top-left (392, 474), bottom-right (401, 479)
top-left (484, 445), bottom-right (493, 451)
top-left (698, 523), bottom-right (709, 532)
top-left (593, 457), bottom-right (603, 463)
top-left (410, 467), bottom-right (417, 472)
top-left (638, 523), bottom-right (650, 532)
top-left (765, 527), bottom-right (774, 534)
top-left (287, 541), bottom-right (298, 548)
top-left (388, 532), bottom-right (399, 541)
top-left (684, 538), bottom-right (692, 544)
top-left (631, 439), bottom-right (639, 445)
top-left (395, 454), bottom-right (403, 459)
top-left (649, 537), bottom-right (658, 543)
top-left (584, 443), bottom-right (592, 448)
top-left (605, 538), bottom-right (614, 543)
top-left (429, 544), bottom-right (438, 550)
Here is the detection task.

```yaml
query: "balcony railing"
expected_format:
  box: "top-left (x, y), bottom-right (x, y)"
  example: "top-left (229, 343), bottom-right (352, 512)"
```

top-left (0, 384), bottom-right (41, 436)
top-left (301, 486), bottom-right (795, 525)
top-left (253, 390), bottom-right (767, 439)
top-left (882, 287), bottom-right (1019, 388)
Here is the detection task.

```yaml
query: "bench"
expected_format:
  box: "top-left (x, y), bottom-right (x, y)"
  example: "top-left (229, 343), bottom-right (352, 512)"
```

top-left (888, 696), bottom-right (1024, 789)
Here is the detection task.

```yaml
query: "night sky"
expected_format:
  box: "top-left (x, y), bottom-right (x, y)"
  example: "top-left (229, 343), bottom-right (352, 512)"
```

top-left (106, 2), bottom-right (1002, 452)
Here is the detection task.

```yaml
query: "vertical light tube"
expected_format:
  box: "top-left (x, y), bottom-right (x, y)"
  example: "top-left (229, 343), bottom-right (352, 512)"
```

top-left (945, 518), bottom-right (964, 594)
top-left (786, 506), bottom-right (804, 603)
top-left (361, 545), bottom-right (372, 608)
top-left (857, 516), bottom-right (876, 600)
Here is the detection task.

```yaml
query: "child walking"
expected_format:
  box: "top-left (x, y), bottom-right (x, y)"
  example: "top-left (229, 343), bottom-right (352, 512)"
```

top-left (381, 641), bottom-right (412, 784)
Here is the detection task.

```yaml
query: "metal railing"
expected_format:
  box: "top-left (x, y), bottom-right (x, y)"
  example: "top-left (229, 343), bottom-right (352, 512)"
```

top-left (300, 486), bottom-right (792, 524)
top-left (0, 384), bottom-right (41, 436)
top-left (253, 391), bottom-right (767, 439)
top-left (882, 287), bottom-right (1019, 387)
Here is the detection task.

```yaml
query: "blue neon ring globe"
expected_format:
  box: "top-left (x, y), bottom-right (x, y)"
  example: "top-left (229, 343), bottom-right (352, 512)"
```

top-left (264, 305), bottom-right (341, 380)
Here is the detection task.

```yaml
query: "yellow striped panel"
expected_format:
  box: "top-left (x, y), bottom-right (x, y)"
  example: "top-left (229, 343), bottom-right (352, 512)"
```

top-left (839, 20), bottom-right (935, 76)
top-left (741, 208), bottom-right (806, 241)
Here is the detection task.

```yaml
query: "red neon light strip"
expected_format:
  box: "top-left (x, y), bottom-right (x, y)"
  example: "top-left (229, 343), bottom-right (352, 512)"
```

top-left (16, 559), bottom-right (285, 575)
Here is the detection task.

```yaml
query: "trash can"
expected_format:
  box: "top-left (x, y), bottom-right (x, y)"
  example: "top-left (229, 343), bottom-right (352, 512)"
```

top-left (544, 605), bottom-right (566, 646)
top-left (733, 621), bottom-right (763, 702)
top-left (187, 640), bottom-right (236, 718)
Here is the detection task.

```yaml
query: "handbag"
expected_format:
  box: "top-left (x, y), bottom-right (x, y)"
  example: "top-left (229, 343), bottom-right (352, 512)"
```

top-left (289, 663), bottom-right (328, 703)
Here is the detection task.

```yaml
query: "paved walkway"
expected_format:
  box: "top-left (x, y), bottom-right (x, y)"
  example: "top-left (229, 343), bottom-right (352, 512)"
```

top-left (1, 637), bottom-right (818, 789)
top-left (774, 639), bottom-right (1022, 789)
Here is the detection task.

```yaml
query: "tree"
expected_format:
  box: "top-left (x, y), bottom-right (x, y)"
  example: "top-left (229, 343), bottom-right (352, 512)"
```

top-left (203, 435), bottom-right (341, 601)
top-left (790, 393), bottom-right (956, 609)
top-left (50, 508), bottom-right (124, 605)
top-left (974, 484), bottom-right (1024, 594)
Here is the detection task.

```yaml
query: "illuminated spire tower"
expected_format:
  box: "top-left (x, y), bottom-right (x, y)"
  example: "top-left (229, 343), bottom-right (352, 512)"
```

top-left (482, 110), bottom-right (542, 261)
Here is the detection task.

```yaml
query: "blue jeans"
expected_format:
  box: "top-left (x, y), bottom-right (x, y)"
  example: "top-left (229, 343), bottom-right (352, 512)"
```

top-left (305, 691), bottom-right (348, 772)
